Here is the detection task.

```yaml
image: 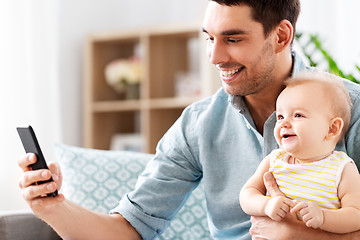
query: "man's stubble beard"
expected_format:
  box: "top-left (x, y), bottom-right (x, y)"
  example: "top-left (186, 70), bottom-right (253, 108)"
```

top-left (223, 40), bottom-right (276, 97)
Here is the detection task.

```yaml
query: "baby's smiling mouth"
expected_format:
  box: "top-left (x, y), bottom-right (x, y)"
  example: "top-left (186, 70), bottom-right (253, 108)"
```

top-left (282, 134), bottom-right (296, 139)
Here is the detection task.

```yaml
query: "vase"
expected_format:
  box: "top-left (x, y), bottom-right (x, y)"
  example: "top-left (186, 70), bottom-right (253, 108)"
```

top-left (125, 83), bottom-right (140, 100)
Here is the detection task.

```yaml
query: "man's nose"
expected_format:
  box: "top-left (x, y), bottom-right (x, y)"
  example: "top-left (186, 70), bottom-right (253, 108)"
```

top-left (207, 40), bottom-right (230, 65)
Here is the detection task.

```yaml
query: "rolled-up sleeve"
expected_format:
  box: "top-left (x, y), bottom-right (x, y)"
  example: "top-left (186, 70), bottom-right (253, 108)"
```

top-left (110, 194), bottom-right (169, 240)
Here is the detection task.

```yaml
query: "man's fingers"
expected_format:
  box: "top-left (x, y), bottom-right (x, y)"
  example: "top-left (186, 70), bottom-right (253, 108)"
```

top-left (22, 182), bottom-right (57, 201)
top-left (263, 172), bottom-right (285, 197)
top-left (48, 162), bottom-right (60, 173)
top-left (48, 162), bottom-right (60, 180)
top-left (48, 162), bottom-right (62, 190)
top-left (18, 153), bottom-right (36, 171)
top-left (19, 169), bottom-right (52, 189)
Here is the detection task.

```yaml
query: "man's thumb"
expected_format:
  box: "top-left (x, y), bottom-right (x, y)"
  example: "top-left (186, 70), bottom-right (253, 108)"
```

top-left (263, 172), bottom-right (284, 197)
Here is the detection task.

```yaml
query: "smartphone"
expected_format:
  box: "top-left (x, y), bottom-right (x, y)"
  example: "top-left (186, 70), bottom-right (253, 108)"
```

top-left (17, 125), bottom-right (58, 197)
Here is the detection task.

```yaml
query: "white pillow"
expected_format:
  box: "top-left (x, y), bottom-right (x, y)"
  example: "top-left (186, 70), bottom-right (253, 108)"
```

top-left (54, 143), bottom-right (211, 239)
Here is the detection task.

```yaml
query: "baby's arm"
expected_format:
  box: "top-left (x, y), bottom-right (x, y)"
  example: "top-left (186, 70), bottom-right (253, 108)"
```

top-left (292, 162), bottom-right (360, 233)
top-left (240, 155), bottom-right (295, 221)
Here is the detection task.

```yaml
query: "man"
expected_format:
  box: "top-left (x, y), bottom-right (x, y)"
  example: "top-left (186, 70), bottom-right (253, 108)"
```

top-left (18, 0), bottom-right (360, 239)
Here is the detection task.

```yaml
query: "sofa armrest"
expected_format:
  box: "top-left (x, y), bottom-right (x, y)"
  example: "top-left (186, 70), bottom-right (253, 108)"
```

top-left (0, 210), bottom-right (61, 240)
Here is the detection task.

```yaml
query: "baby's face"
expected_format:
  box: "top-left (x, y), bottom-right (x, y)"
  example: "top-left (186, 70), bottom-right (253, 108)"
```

top-left (274, 82), bottom-right (334, 161)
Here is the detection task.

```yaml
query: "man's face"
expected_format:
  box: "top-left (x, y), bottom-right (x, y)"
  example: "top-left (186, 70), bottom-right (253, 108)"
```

top-left (202, 2), bottom-right (277, 96)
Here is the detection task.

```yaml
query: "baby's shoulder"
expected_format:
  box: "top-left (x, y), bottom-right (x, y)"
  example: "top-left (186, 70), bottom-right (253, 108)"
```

top-left (269, 148), bottom-right (287, 159)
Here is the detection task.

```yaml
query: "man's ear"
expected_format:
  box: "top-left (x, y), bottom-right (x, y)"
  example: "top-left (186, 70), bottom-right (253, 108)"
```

top-left (326, 117), bottom-right (344, 141)
top-left (274, 19), bottom-right (293, 53)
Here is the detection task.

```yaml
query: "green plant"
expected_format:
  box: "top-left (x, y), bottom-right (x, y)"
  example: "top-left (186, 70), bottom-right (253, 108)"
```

top-left (295, 33), bottom-right (360, 84)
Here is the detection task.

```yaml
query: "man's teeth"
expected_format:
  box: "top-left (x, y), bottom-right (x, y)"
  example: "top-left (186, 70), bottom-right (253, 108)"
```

top-left (221, 68), bottom-right (241, 77)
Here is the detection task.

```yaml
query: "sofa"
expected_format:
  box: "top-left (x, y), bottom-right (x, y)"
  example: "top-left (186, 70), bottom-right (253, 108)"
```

top-left (0, 144), bottom-right (210, 240)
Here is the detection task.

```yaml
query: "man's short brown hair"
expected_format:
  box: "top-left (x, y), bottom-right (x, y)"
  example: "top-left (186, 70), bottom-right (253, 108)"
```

top-left (210, 0), bottom-right (301, 39)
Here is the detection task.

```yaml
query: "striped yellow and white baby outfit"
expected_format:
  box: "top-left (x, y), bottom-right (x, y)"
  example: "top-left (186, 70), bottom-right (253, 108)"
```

top-left (269, 149), bottom-right (354, 210)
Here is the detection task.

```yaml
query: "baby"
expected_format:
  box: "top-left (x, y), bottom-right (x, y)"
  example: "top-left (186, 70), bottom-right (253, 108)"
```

top-left (240, 72), bottom-right (360, 233)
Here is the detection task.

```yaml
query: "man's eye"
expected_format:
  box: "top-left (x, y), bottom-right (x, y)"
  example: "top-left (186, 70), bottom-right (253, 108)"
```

top-left (205, 36), bottom-right (214, 42)
top-left (227, 38), bottom-right (242, 43)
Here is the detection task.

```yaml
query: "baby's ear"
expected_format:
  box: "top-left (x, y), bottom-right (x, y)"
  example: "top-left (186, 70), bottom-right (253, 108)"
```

top-left (326, 117), bottom-right (344, 141)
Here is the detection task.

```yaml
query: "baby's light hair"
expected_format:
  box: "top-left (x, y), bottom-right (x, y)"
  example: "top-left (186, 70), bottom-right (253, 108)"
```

top-left (284, 72), bottom-right (352, 141)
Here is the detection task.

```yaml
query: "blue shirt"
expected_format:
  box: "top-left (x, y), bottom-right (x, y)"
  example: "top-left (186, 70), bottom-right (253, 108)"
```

top-left (111, 52), bottom-right (360, 239)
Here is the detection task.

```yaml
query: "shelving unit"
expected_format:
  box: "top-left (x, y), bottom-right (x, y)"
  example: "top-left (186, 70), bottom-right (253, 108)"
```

top-left (83, 24), bottom-right (220, 153)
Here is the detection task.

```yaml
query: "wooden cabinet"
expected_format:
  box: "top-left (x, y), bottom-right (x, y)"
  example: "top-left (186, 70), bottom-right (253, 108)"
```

top-left (83, 24), bottom-right (219, 153)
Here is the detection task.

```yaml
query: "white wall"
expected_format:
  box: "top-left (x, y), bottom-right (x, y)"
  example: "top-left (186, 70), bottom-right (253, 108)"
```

top-left (0, 0), bottom-right (209, 212)
top-left (1, 0), bottom-right (359, 211)
top-left (0, 0), bottom-right (61, 211)
top-left (57, 0), bottom-right (209, 147)
top-left (58, 0), bottom-right (360, 149)
top-left (297, 0), bottom-right (360, 76)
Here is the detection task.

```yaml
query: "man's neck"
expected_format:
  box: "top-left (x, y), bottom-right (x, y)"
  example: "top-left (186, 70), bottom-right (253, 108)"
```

top-left (244, 92), bottom-right (278, 135)
top-left (245, 51), bottom-right (293, 135)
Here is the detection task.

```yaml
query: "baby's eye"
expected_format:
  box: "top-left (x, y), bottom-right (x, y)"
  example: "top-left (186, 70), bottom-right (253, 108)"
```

top-left (294, 113), bottom-right (303, 118)
top-left (277, 114), bottom-right (284, 120)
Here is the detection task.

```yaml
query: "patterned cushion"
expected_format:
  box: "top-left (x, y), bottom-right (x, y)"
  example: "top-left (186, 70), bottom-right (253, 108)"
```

top-left (54, 143), bottom-right (211, 239)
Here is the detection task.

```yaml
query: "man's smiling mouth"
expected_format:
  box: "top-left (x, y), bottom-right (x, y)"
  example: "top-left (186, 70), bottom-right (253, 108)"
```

top-left (220, 66), bottom-right (245, 78)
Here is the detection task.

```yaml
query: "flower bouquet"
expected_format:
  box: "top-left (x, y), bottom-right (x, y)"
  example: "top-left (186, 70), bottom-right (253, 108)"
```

top-left (105, 57), bottom-right (143, 99)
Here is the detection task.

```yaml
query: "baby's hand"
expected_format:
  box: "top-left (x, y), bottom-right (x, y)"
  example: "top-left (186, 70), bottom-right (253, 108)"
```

top-left (291, 201), bottom-right (324, 228)
top-left (265, 196), bottom-right (296, 221)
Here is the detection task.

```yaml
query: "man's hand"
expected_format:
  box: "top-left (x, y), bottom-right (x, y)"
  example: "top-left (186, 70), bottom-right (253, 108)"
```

top-left (263, 171), bottom-right (284, 197)
top-left (250, 214), bottom-right (299, 240)
top-left (250, 172), bottom-right (298, 240)
top-left (263, 171), bottom-right (297, 220)
top-left (18, 153), bottom-right (65, 213)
